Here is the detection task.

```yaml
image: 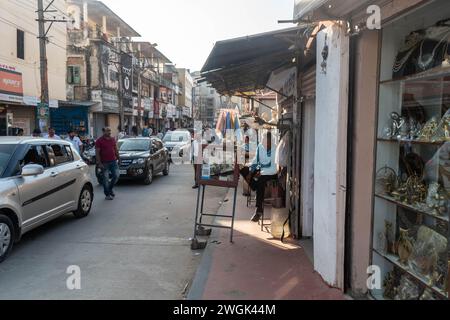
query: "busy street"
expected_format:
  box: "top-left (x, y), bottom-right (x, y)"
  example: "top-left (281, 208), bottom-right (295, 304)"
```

top-left (0, 164), bottom-right (227, 299)
top-left (2, 0), bottom-right (450, 306)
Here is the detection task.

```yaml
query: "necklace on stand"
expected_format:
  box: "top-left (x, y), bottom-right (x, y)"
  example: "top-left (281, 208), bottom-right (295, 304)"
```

top-left (443, 41), bottom-right (450, 66)
top-left (418, 31), bottom-right (450, 71)
top-left (393, 33), bottom-right (422, 74)
top-left (393, 48), bottom-right (416, 73)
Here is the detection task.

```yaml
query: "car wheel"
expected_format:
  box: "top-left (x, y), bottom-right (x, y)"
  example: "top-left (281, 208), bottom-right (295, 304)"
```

top-left (163, 162), bottom-right (170, 176)
top-left (143, 166), bottom-right (153, 185)
top-left (0, 215), bottom-right (14, 263)
top-left (73, 185), bottom-right (93, 219)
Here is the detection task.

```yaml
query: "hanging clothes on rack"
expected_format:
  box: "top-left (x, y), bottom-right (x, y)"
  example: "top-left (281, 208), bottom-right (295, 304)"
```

top-left (275, 131), bottom-right (291, 169)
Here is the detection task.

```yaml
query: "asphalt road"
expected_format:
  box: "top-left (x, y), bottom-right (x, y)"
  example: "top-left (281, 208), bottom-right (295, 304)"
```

top-left (0, 164), bottom-right (228, 300)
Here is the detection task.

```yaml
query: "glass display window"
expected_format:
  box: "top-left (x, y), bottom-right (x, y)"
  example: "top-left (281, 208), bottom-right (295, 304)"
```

top-left (372, 1), bottom-right (450, 300)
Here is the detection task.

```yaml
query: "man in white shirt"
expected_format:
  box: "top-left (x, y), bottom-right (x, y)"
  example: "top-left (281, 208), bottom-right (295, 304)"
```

top-left (192, 131), bottom-right (201, 189)
top-left (65, 130), bottom-right (83, 155)
top-left (44, 128), bottom-right (61, 140)
top-left (246, 130), bottom-right (278, 222)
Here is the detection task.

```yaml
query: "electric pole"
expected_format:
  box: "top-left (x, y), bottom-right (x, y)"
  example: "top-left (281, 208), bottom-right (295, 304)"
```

top-left (137, 45), bottom-right (143, 134)
top-left (36, 0), bottom-right (70, 132)
top-left (118, 62), bottom-right (125, 132)
top-left (37, 0), bottom-right (49, 131)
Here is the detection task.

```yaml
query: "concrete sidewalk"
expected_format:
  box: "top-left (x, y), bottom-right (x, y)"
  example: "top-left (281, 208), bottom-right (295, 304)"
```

top-left (188, 185), bottom-right (345, 300)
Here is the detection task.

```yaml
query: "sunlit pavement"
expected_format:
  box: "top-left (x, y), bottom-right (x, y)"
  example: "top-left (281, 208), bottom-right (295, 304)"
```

top-left (188, 186), bottom-right (347, 300)
top-left (0, 164), bottom-right (227, 300)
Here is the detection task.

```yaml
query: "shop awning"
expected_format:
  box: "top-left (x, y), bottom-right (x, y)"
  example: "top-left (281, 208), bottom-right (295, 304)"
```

top-left (293, 0), bottom-right (374, 21)
top-left (294, 0), bottom-right (329, 20)
top-left (200, 26), bottom-right (311, 96)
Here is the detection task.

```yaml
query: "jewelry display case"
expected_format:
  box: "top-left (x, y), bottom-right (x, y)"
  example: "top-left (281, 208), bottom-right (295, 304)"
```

top-left (372, 7), bottom-right (450, 300)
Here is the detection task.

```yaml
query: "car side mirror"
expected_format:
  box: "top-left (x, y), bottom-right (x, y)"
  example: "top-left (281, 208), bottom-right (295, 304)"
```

top-left (21, 164), bottom-right (45, 177)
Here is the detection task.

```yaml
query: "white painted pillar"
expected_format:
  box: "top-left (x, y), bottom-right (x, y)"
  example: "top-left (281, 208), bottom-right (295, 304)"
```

top-left (102, 16), bottom-right (107, 35)
top-left (313, 22), bottom-right (349, 289)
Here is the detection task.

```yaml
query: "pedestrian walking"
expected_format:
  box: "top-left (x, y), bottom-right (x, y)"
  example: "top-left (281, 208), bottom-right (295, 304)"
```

top-left (192, 130), bottom-right (200, 189)
top-left (118, 126), bottom-right (127, 140)
top-left (44, 128), bottom-right (61, 140)
top-left (65, 130), bottom-right (84, 155)
top-left (32, 128), bottom-right (42, 137)
top-left (96, 127), bottom-right (120, 200)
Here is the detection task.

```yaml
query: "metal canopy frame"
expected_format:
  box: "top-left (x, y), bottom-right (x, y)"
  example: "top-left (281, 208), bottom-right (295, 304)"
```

top-left (200, 26), bottom-right (312, 97)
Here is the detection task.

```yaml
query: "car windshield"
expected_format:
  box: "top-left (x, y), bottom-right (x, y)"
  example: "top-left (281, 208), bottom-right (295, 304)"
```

top-left (119, 140), bottom-right (150, 152)
top-left (0, 144), bottom-right (16, 177)
top-left (163, 132), bottom-right (189, 143)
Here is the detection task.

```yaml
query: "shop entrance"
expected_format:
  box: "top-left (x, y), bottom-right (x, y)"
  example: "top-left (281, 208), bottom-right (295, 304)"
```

top-left (299, 97), bottom-right (316, 261)
top-left (0, 117), bottom-right (6, 136)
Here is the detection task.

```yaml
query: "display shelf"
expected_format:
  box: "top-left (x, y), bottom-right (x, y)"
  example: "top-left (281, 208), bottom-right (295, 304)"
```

top-left (375, 193), bottom-right (450, 224)
top-left (373, 248), bottom-right (448, 299)
top-left (377, 137), bottom-right (445, 146)
top-left (380, 64), bottom-right (450, 85)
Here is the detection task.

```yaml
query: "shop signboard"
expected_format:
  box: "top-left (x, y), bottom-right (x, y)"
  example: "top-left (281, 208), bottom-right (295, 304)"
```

top-left (160, 103), bottom-right (167, 118)
top-left (160, 87), bottom-right (168, 103)
top-left (183, 106), bottom-right (192, 118)
top-left (37, 103), bottom-right (49, 119)
top-left (37, 102), bottom-right (50, 132)
top-left (143, 97), bottom-right (153, 111)
top-left (153, 100), bottom-right (160, 119)
top-left (0, 67), bottom-right (23, 103)
top-left (102, 90), bottom-right (119, 113)
top-left (166, 104), bottom-right (173, 118)
top-left (23, 96), bottom-right (38, 106)
top-left (121, 53), bottom-right (133, 113)
top-left (91, 89), bottom-right (119, 113)
top-left (49, 99), bottom-right (59, 109)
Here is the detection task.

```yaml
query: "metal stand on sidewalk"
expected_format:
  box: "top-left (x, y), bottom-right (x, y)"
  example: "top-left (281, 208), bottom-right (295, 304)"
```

top-left (191, 185), bottom-right (238, 250)
top-left (191, 147), bottom-right (240, 250)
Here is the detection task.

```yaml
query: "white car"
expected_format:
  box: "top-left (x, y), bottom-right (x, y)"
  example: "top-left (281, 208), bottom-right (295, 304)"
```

top-left (0, 137), bottom-right (94, 263)
top-left (163, 130), bottom-right (192, 162)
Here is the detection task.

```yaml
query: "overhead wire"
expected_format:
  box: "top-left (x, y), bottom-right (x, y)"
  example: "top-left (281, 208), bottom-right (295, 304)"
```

top-left (0, 16), bottom-right (66, 52)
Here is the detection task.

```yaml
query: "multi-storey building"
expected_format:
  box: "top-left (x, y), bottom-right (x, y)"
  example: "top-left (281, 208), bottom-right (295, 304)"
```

top-left (192, 71), bottom-right (221, 126)
top-left (0, 0), bottom-right (67, 136)
top-left (65, 0), bottom-right (140, 138)
top-left (176, 68), bottom-right (194, 128)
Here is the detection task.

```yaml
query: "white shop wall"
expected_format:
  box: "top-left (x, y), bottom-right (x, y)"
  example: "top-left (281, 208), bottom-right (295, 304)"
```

top-left (314, 23), bottom-right (349, 289)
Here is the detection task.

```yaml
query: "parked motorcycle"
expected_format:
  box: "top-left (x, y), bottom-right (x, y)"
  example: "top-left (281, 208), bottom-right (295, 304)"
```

top-left (82, 140), bottom-right (96, 165)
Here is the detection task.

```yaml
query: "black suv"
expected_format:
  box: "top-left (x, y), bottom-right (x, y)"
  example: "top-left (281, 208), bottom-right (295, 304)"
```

top-left (117, 138), bottom-right (170, 185)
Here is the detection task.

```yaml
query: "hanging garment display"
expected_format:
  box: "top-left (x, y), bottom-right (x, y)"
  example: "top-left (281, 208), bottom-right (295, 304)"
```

top-left (275, 131), bottom-right (291, 168)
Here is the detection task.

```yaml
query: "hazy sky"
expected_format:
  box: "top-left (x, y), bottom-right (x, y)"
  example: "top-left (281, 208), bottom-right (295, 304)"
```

top-left (102, 0), bottom-right (295, 72)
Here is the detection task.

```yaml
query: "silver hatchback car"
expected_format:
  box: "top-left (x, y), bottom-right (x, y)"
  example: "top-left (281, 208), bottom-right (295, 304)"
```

top-left (0, 137), bottom-right (94, 263)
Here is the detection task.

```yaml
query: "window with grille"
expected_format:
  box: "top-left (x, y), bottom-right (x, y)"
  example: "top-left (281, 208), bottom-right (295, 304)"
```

top-left (67, 66), bottom-right (81, 84)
